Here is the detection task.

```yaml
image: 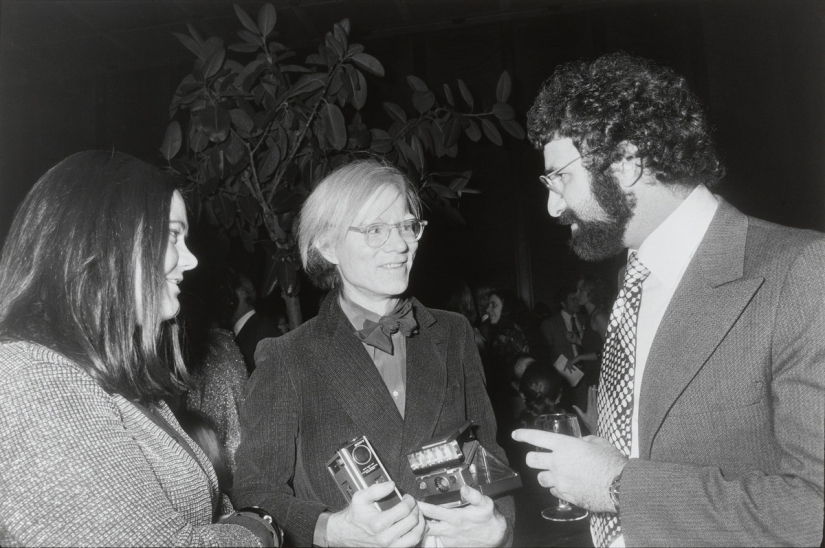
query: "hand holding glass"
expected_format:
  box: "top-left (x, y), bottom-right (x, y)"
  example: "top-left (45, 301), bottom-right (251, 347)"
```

top-left (532, 412), bottom-right (589, 521)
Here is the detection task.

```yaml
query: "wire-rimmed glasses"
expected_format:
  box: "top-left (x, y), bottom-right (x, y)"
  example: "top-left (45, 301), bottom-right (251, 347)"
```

top-left (348, 219), bottom-right (428, 248)
top-left (539, 147), bottom-right (601, 195)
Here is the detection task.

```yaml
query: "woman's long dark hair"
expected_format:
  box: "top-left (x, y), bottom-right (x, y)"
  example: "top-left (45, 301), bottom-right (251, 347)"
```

top-left (0, 150), bottom-right (188, 403)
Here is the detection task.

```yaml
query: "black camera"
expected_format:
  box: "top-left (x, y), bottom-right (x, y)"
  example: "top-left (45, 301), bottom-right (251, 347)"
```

top-left (407, 420), bottom-right (521, 507)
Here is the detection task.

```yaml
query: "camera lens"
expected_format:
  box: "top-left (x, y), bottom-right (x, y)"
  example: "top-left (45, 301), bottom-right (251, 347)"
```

top-left (352, 445), bottom-right (372, 465)
top-left (434, 476), bottom-right (451, 492)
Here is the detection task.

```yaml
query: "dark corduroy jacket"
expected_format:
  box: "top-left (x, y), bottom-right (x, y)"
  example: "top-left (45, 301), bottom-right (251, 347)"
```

top-left (233, 293), bottom-right (515, 547)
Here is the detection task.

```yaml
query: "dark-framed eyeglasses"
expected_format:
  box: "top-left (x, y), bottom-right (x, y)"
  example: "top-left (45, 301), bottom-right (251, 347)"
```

top-left (348, 219), bottom-right (428, 248)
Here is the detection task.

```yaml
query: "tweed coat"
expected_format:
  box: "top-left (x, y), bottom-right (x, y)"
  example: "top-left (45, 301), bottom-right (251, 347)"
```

top-left (0, 340), bottom-right (261, 547)
top-left (617, 199), bottom-right (825, 546)
top-left (233, 293), bottom-right (515, 547)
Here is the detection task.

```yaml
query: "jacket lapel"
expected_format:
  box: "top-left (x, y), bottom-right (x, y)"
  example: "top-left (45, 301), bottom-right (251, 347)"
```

top-left (310, 293), bottom-right (405, 472)
top-left (398, 299), bottom-right (448, 472)
top-left (638, 200), bottom-right (764, 458)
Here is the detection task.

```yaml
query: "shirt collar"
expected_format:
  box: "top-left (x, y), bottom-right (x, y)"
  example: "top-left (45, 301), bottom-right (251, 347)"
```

top-left (634, 184), bottom-right (719, 289)
top-left (339, 292), bottom-right (385, 330)
top-left (233, 309), bottom-right (256, 336)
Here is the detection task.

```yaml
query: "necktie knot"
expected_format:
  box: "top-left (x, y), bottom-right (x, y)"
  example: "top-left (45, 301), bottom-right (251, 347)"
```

top-left (623, 251), bottom-right (650, 288)
top-left (357, 300), bottom-right (417, 354)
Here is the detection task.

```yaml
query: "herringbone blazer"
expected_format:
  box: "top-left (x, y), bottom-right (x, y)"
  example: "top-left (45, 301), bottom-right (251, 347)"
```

top-left (233, 293), bottom-right (515, 547)
top-left (619, 199), bottom-right (825, 546)
top-left (0, 340), bottom-right (261, 547)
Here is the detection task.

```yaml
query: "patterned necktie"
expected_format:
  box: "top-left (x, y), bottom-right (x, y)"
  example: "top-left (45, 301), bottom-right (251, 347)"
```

top-left (357, 300), bottom-right (418, 354)
top-left (591, 252), bottom-right (650, 548)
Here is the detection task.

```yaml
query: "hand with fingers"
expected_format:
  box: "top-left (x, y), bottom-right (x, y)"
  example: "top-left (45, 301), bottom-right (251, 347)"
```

top-left (564, 332), bottom-right (582, 346)
top-left (417, 486), bottom-right (507, 547)
top-left (563, 355), bottom-right (581, 373)
top-left (573, 385), bottom-right (599, 434)
top-left (511, 428), bottom-right (626, 513)
top-left (326, 481), bottom-right (426, 547)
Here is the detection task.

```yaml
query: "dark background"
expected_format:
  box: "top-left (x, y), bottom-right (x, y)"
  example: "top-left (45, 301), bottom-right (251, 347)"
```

top-left (1, 0), bottom-right (823, 316)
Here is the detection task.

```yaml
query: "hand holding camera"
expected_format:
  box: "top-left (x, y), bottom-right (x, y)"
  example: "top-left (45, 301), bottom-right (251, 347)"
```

top-left (326, 482), bottom-right (426, 547)
top-left (418, 485), bottom-right (507, 547)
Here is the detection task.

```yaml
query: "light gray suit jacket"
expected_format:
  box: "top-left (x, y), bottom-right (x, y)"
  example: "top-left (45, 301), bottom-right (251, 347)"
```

top-left (619, 199), bottom-right (825, 546)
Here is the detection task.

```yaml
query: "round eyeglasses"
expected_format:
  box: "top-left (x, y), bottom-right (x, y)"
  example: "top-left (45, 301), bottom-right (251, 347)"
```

top-left (348, 219), bottom-right (428, 248)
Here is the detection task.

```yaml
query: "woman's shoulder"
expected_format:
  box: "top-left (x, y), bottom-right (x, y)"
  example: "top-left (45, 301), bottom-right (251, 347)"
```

top-left (0, 340), bottom-right (114, 414)
top-left (1, 340), bottom-right (89, 381)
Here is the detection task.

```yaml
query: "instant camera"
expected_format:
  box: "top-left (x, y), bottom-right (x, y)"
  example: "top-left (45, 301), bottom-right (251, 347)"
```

top-left (406, 420), bottom-right (521, 508)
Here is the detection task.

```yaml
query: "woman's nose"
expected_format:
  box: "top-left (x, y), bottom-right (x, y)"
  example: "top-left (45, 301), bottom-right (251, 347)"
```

top-left (179, 243), bottom-right (198, 272)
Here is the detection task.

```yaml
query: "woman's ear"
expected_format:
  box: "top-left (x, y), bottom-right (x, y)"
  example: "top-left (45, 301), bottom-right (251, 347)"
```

top-left (315, 237), bottom-right (339, 265)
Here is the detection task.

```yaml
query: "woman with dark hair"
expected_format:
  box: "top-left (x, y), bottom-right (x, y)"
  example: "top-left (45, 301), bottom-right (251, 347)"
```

top-left (0, 151), bottom-right (279, 546)
top-left (234, 158), bottom-right (513, 547)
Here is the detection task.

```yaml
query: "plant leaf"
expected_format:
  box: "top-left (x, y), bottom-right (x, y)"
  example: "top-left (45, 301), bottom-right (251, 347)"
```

top-left (410, 135), bottom-right (425, 172)
top-left (333, 22), bottom-right (348, 49)
top-left (500, 119), bottom-right (526, 139)
top-left (228, 41), bottom-right (259, 53)
top-left (258, 144), bottom-right (281, 180)
top-left (322, 103), bottom-right (347, 150)
top-left (412, 90), bottom-right (436, 114)
top-left (481, 118), bottom-right (503, 146)
top-left (464, 119), bottom-right (481, 142)
top-left (351, 53), bottom-right (385, 77)
top-left (383, 102), bottom-right (407, 124)
top-left (174, 32), bottom-right (203, 59)
top-left (234, 4), bottom-right (259, 35)
top-left (457, 79), bottom-right (474, 109)
top-left (229, 108), bottom-right (254, 135)
top-left (492, 102), bottom-right (515, 121)
top-left (202, 104), bottom-right (231, 143)
top-left (325, 32), bottom-right (344, 57)
top-left (237, 29), bottom-right (261, 46)
top-left (352, 69), bottom-right (367, 110)
top-left (429, 183), bottom-right (459, 199)
top-left (286, 73), bottom-right (327, 98)
top-left (396, 140), bottom-right (421, 172)
top-left (226, 132), bottom-right (245, 164)
top-left (443, 117), bottom-right (462, 148)
top-left (257, 3), bottom-right (277, 37)
top-left (407, 75), bottom-right (428, 92)
top-left (496, 71), bottom-right (512, 103)
top-left (369, 128), bottom-right (393, 153)
top-left (160, 121), bottom-right (182, 160)
top-left (202, 46), bottom-right (226, 79)
top-left (443, 83), bottom-right (454, 107)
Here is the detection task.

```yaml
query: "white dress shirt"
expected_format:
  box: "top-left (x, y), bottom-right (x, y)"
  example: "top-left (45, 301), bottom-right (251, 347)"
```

top-left (233, 309), bottom-right (256, 337)
top-left (608, 184), bottom-right (718, 548)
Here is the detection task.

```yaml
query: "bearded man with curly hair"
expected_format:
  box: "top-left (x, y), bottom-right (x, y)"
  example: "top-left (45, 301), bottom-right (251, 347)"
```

top-left (513, 52), bottom-right (824, 547)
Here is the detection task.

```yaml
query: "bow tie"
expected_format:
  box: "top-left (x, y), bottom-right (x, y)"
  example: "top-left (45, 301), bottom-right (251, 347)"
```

top-left (357, 300), bottom-right (418, 354)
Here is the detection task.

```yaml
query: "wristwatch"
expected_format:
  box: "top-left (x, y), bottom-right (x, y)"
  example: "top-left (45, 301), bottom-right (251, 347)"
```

top-left (609, 474), bottom-right (621, 512)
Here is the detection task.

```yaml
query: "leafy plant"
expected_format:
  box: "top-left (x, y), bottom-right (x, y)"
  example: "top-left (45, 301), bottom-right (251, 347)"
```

top-left (160, 3), bottom-right (524, 327)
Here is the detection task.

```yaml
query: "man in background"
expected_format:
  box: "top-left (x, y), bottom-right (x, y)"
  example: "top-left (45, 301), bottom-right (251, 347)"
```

top-left (514, 52), bottom-right (824, 546)
top-left (230, 271), bottom-right (280, 376)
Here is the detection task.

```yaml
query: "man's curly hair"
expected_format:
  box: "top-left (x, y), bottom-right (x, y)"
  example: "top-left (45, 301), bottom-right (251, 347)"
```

top-left (527, 52), bottom-right (724, 188)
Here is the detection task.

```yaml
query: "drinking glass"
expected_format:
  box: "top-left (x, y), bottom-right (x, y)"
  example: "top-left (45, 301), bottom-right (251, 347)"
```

top-left (533, 412), bottom-right (589, 522)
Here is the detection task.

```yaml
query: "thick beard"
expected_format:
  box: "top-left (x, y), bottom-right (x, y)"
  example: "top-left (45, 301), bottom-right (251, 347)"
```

top-left (558, 170), bottom-right (635, 262)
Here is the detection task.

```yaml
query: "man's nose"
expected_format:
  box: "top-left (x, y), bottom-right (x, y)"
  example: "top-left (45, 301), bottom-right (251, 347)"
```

top-left (547, 191), bottom-right (566, 217)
